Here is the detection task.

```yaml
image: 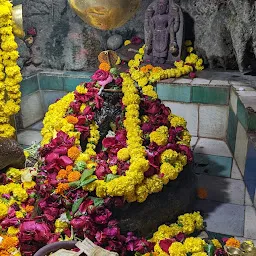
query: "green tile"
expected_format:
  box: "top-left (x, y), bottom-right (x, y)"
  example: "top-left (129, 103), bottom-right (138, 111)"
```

top-left (192, 86), bottom-right (229, 105)
top-left (157, 83), bottom-right (191, 102)
top-left (194, 153), bottom-right (233, 178)
top-left (39, 74), bottom-right (64, 90)
top-left (248, 112), bottom-right (256, 131)
top-left (63, 77), bottom-right (91, 92)
top-left (237, 98), bottom-right (248, 130)
top-left (20, 75), bottom-right (39, 96)
top-left (227, 107), bottom-right (238, 154)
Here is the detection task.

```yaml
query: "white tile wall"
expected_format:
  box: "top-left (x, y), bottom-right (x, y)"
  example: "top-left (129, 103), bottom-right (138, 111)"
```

top-left (230, 89), bottom-right (238, 115)
top-left (194, 138), bottom-right (232, 157)
top-left (234, 122), bottom-right (249, 176)
top-left (20, 91), bottom-right (44, 128)
top-left (244, 206), bottom-right (256, 239)
top-left (199, 105), bottom-right (229, 139)
top-left (163, 102), bottom-right (199, 136)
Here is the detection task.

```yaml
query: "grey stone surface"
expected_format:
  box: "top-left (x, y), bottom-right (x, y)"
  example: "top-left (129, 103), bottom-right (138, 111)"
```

top-left (107, 34), bottom-right (123, 50)
top-left (17, 130), bottom-right (42, 146)
top-left (16, 38), bottom-right (31, 69)
top-left (0, 138), bottom-right (26, 170)
top-left (196, 174), bottom-right (245, 205)
top-left (20, 0), bottom-right (256, 74)
top-left (194, 199), bottom-right (245, 236)
top-left (244, 206), bottom-right (256, 239)
top-left (114, 166), bottom-right (197, 237)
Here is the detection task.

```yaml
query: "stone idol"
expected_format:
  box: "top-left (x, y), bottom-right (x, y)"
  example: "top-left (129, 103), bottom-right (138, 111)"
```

top-left (144, 0), bottom-right (184, 66)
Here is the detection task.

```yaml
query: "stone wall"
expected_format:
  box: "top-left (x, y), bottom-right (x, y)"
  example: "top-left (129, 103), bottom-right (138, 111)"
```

top-left (18, 0), bottom-right (256, 74)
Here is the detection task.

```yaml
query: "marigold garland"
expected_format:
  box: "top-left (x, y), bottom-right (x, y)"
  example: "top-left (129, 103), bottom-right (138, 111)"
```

top-left (0, 0), bottom-right (22, 138)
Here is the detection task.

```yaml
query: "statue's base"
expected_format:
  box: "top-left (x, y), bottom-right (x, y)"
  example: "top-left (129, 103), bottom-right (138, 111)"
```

top-left (113, 165), bottom-right (197, 237)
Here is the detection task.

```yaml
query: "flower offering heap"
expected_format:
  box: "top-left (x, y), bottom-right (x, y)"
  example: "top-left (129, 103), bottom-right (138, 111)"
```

top-left (0, 40), bottom-right (208, 255)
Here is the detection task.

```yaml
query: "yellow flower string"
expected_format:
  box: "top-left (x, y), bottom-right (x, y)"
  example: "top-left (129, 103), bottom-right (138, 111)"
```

top-left (0, 0), bottom-right (22, 138)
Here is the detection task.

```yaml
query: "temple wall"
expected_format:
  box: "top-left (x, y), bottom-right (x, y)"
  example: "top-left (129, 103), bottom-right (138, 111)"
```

top-left (17, 0), bottom-right (256, 75)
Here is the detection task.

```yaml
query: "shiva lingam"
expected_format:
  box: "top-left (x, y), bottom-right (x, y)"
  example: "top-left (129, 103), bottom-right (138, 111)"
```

top-left (68, 0), bottom-right (141, 30)
top-left (225, 241), bottom-right (256, 256)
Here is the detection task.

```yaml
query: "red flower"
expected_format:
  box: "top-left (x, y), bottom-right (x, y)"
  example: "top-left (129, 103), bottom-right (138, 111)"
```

top-left (114, 77), bottom-right (123, 86)
top-left (102, 137), bottom-right (116, 148)
top-left (70, 215), bottom-right (91, 229)
top-left (131, 36), bottom-right (143, 45)
top-left (189, 72), bottom-right (196, 79)
top-left (92, 70), bottom-right (110, 82)
top-left (159, 238), bottom-right (176, 253)
top-left (95, 163), bottom-right (111, 180)
top-left (93, 207), bottom-right (112, 224)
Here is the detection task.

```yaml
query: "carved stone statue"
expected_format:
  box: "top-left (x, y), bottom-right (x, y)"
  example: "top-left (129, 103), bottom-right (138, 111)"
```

top-left (144, 0), bottom-right (184, 66)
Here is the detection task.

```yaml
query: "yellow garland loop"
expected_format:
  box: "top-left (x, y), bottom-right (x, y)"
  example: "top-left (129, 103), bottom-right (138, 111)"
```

top-left (0, 0), bottom-right (22, 138)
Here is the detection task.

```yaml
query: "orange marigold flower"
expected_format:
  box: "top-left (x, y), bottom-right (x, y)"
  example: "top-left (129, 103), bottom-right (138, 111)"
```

top-left (0, 235), bottom-right (18, 250)
top-left (65, 115), bottom-right (78, 124)
top-left (152, 67), bottom-right (162, 73)
top-left (25, 205), bottom-right (34, 213)
top-left (140, 64), bottom-right (154, 73)
top-left (144, 253), bottom-right (158, 256)
top-left (55, 183), bottom-right (70, 194)
top-left (0, 250), bottom-right (10, 256)
top-left (66, 165), bottom-right (73, 174)
top-left (99, 62), bottom-right (111, 72)
top-left (68, 171), bottom-right (81, 182)
top-left (57, 169), bottom-right (68, 180)
top-left (68, 146), bottom-right (81, 160)
top-left (226, 238), bottom-right (241, 248)
top-left (197, 187), bottom-right (208, 199)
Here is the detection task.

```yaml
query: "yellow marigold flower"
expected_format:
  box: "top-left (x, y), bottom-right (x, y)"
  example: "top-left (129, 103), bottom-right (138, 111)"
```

top-left (0, 202), bottom-right (8, 219)
top-left (137, 76), bottom-right (148, 87)
top-left (185, 40), bottom-right (192, 46)
top-left (68, 171), bottom-right (81, 182)
top-left (23, 181), bottom-right (36, 190)
top-left (184, 237), bottom-right (206, 253)
top-left (169, 114), bottom-right (187, 128)
top-left (169, 242), bottom-right (186, 256)
top-left (12, 187), bottom-right (28, 202)
top-left (7, 226), bottom-right (19, 236)
top-left (124, 40), bottom-right (131, 46)
top-left (145, 175), bottom-right (163, 194)
top-left (115, 56), bottom-right (121, 65)
top-left (187, 47), bottom-right (194, 53)
top-left (76, 85), bottom-right (88, 94)
top-left (138, 47), bottom-right (145, 55)
top-left (161, 149), bottom-right (178, 163)
top-left (6, 167), bottom-right (21, 182)
top-left (212, 239), bottom-right (222, 249)
top-left (192, 253), bottom-right (207, 256)
top-left (225, 237), bottom-right (241, 248)
top-left (136, 183), bottom-right (149, 203)
top-left (99, 62), bottom-right (111, 72)
top-left (55, 219), bottom-right (69, 233)
top-left (16, 211), bottom-right (24, 218)
top-left (67, 146), bottom-right (81, 160)
top-left (117, 148), bottom-right (130, 161)
top-left (150, 126), bottom-right (169, 146)
top-left (110, 165), bottom-right (118, 175)
top-left (160, 162), bottom-right (179, 184)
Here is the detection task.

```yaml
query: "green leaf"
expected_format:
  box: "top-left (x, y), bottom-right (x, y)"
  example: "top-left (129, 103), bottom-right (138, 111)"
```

top-left (80, 169), bottom-right (94, 182)
top-left (66, 211), bottom-right (72, 221)
top-left (69, 181), bottom-right (81, 188)
top-left (72, 198), bottom-right (84, 213)
top-left (204, 243), bottom-right (215, 256)
top-left (80, 177), bottom-right (96, 187)
top-left (89, 197), bottom-right (104, 207)
top-left (104, 174), bottom-right (120, 182)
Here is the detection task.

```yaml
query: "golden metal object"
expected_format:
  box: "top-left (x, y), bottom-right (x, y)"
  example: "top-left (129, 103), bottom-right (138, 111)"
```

top-left (68, 0), bottom-right (141, 30)
top-left (225, 246), bottom-right (243, 256)
top-left (12, 4), bottom-right (25, 39)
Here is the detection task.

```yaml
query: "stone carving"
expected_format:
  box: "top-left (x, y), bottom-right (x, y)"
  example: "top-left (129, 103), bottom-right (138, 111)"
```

top-left (19, 0), bottom-right (256, 74)
top-left (144, 0), bottom-right (184, 66)
top-left (0, 137), bottom-right (26, 170)
top-left (114, 165), bottom-right (197, 237)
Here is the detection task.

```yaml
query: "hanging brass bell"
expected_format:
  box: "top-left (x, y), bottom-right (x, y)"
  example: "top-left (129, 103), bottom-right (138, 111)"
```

top-left (12, 4), bottom-right (25, 39)
top-left (68, 0), bottom-right (141, 30)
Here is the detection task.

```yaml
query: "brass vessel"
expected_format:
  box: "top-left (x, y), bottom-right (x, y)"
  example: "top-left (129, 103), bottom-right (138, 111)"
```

top-left (12, 4), bottom-right (25, 38)
top-left (68, 0), bottom-right (141, 30)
